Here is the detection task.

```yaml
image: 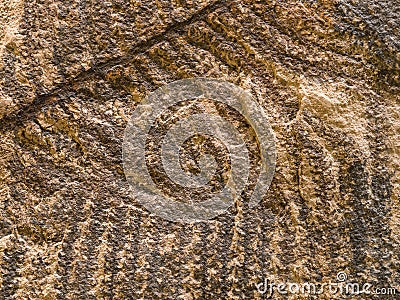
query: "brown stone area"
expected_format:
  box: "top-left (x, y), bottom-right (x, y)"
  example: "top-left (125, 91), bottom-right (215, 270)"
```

top-left (0, 0), bottom-right (399, 299)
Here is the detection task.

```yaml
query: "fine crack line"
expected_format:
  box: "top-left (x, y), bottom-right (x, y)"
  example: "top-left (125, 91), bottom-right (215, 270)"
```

top-left (0, 0), bottom-right (231, 133)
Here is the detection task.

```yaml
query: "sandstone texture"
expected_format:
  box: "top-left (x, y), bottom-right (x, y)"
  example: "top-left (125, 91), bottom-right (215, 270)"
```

top-left (0, 0), bottom-right (399, 299)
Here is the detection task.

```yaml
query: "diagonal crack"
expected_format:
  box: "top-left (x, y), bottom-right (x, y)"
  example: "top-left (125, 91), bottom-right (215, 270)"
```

top-left (0, 0), bottom-right (231, 133)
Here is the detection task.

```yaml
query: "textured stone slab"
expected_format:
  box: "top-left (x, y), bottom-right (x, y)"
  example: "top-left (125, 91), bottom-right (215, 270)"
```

top-left (0, 0), bottom-right (399, 299)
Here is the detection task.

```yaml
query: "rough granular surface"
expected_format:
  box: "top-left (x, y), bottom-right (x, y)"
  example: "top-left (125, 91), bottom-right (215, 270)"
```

top-left (0, 0), bottom-right (399, 299)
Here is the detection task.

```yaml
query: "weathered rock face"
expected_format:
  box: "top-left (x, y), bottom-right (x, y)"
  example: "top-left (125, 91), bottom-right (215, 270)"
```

top-left (0, 0), bottom-right (399, 299)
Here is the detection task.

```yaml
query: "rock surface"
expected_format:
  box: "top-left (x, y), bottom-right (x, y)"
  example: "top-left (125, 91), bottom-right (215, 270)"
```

top-left (0, 0), bottom-right (399, 299)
